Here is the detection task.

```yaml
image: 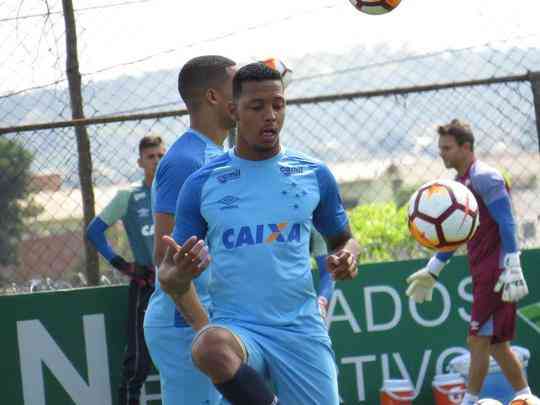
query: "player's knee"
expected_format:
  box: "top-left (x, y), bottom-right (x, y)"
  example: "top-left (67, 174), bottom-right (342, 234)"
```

top-left (490, 341), bottom-right (510, 356)
top-left (192, 327), bottom-right (241, 375)
top-left (467, 335), bottom-right (491, 351)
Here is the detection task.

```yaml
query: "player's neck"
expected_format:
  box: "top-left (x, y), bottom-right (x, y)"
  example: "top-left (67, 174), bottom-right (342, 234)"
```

top-left (235, 144), bottom-right (281, 161)
top-left (189, 116), bottom-right (228, 146)
top-left (143, 175), bottom-right (153, 188)
top-left (456, 155), bottom-right (475, 177)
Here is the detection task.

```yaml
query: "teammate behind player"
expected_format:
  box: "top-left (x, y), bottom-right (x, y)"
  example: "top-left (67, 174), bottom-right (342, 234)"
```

top-left (405, 119), bottom-right (531, 405)
top-left (86, 134), bottom-right (164, 405)
top-left (143, 55), bottom-right (236, 405)
top-left (158, 62), bottom-right (360, 405)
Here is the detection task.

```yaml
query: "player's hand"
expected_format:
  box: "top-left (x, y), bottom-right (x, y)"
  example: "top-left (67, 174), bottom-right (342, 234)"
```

top-left (158, 235), bottom-right (210, 298)
top-left (140, 265), bottom-right (156, 287)
top-left (110, 256), bottom-right (150, 287)
top-left (494, 252), bottom-right (529, 302)
top-left (327, 250), bottom-right (358, 280)
top-left (406, 268), bottom-right (437, 304)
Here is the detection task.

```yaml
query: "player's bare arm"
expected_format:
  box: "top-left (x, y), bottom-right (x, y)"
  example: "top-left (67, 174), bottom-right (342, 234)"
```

top-left (153, 212), bottom-right (176, 266)
top-left (158, 235), bottom-right (211, 330)
top-left (325, 224), bottom-right (359, 280)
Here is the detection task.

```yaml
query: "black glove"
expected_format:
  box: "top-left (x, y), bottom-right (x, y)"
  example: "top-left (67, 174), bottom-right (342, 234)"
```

top-left (110, 256), bottom-right (154, 287)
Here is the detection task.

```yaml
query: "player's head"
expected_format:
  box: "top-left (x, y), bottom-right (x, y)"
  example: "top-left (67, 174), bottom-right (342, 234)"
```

top-left (138, 134), bottom-right (165, 179)
top-left (437, 119), bottom-right (475, 169)
top-left (229, 62), bottom-right (285, 159)
top-left (178, 55), bottom-right (237, 129)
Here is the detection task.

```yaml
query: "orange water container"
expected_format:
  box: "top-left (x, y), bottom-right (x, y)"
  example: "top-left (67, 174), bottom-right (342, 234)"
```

top-left (380, 379), bottom-right (416, 405)
top-left (432, 373), bottom-right (466, 405)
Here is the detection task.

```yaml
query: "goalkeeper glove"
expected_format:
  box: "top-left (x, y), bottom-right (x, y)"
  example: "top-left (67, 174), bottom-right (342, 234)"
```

top-left (406, 256), bottom-right (446, 304)
top-left (110, 256), bottom-right (154, 288)
top-left (494, 252), bottom-right (529, 302)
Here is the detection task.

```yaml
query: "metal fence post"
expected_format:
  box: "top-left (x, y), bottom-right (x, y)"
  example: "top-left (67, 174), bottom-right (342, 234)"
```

top-left (529, 71), bottom-right (540, 154)
top-left (61, 0), bottom-right (100, 285)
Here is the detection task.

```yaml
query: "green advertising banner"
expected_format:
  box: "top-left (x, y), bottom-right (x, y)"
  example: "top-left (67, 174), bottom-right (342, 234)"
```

top-left (330, 250), bottom-right (540, 404)
top-left (1, 251), bottom-right (538, 404)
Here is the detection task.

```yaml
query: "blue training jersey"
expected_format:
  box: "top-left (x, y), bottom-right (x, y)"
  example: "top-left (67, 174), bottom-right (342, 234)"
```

top-left (145, 129), bottom-right (223, 328)
top-left (172, 148), bottom-right (348, 338)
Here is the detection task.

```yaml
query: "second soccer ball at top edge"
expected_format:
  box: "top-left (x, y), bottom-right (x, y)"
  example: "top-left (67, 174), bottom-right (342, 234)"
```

top-left (349, 0), bottom-right (402, 15)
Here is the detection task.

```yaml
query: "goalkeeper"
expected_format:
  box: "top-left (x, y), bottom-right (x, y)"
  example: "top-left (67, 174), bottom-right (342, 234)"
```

top-left (405, 119), bottom-right (532, 405)
top-left (87, 135), bottom-right (165, 405)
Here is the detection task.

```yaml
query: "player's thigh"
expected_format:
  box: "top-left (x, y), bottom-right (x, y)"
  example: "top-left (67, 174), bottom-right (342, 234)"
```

top-left (144, 326), bottom-right (221, 405)
top-left (470, 282), bottom-right (516, 342)
top-left (267, 336), bottom-right (339, 405)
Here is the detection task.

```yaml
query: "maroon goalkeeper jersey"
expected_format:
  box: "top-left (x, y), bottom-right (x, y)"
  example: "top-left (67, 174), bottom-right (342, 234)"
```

top-left (456, 160), bottom-right (510, 279)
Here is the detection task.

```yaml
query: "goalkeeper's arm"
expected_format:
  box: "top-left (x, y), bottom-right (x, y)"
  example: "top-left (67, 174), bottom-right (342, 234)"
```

top-left (86, 217), bottom-right (152, 286)
top-left (86, 217), bottom-right (120, 263)
top-left (487, 194), bottom-right (528, 301)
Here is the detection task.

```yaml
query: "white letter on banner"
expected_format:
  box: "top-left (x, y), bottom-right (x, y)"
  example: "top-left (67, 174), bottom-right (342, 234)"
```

top-left (435, 347), bottom-right (468, 375)
top-left (341, 355), bottom-right (376, 401)
top-left (17, 314), bottom-right (112, 405)
top-left (409, 284), bottom-right (451, 327)
top-left (458, 276), bottom-right (473, 323)
top-left (393, 351), bottom-right (431, 395)
top-left (364, 286), bottom-right (401, 332)
top-left (327, 289), bottom-right (361, 333)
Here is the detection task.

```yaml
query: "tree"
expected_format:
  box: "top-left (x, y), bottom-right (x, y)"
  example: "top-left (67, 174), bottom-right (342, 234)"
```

top-left (349, 202), bottom-right (427, 263)
top-left (0, 138), bottom-right (37, 267)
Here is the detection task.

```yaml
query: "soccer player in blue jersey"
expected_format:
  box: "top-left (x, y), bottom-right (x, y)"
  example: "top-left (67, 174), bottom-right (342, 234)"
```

top-left (405, 119), bottom-right (532, 405)
top-left (143, 55), bottom-right (236, 405)
top-left (86, 135), bottom-right (165, 405)
top-left (158, 63), bottom-right (360, 405)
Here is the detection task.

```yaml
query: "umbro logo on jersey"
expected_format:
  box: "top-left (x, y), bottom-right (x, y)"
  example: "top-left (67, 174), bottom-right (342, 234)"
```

top-left (280, 166), bottom-right (303, 176)
top-left (217, 195), bottom-right (240, 210)
top-left (137, 208), bottom-right (150, 218)
top-left (134, 192), bottom-right (146, 201)
top-left (217, 169), bottom-right (241, 183)
top-left (222, 222), bottom-right (301, 249)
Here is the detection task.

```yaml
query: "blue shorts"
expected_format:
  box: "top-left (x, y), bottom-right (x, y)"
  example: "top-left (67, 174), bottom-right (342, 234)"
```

top-left (144, 326), bottom-right (221, 405)
top-left (199, 322), bottom-right (339, 405)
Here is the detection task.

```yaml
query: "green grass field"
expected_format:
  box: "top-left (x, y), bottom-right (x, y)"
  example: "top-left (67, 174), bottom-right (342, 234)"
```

top-left (518, 301), bottom-right (540, 334)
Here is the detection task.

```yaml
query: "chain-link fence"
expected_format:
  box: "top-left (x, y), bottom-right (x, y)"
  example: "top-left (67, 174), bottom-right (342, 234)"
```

top-left (2, 73), bottom-right (539, 292)
top-left (1, 0), bottom-right (540, 293)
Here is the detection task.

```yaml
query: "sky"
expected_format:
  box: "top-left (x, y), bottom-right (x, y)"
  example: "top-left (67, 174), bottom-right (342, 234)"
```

top-left (2, 0), bottom-right (540, 95)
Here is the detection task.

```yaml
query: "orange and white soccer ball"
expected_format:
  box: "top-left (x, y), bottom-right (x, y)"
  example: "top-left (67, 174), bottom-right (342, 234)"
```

top-left (475, 399), bottom-right (503, 405)
top-left (261, 58), bottom-right (293, 88)
top-left (509, 394), bottom-right (540, 405)
top-left (349, 0), bottom-right (402, 15)
top-left (407, 179), bottom-right (480, 252)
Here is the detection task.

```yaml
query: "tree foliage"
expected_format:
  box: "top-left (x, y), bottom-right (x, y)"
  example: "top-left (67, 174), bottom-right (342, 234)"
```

top-left (349, 201), bottom-right (428, 263)
top-left (0, 139), bottom-right (37, 266)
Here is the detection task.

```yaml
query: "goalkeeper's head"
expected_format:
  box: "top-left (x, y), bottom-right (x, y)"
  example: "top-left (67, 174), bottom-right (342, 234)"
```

top-left (437, 118), bottom-right (475, 170)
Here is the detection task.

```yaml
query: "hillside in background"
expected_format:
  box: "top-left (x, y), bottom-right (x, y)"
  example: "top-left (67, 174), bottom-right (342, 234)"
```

top-left (1, 45), bottom-right (539, 186)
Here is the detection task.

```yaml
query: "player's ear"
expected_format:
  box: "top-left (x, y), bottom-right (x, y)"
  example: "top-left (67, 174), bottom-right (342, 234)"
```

top-left (137, 156), bottom-right (143, 169)
top-left (228, 100), bottom-right (239, 122)
top-left (206, 88), bottom-right (219, 106)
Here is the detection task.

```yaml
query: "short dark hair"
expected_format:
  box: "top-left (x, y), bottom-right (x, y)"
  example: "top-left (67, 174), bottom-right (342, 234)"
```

top-left (139, 134), bottom-right (163, 156)
top-left (232, 62), bottom-right (283, 100)
top-left (178, 55), bottom-right (236, 111)
top-left (437, 119), bottom-right (475, 151)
